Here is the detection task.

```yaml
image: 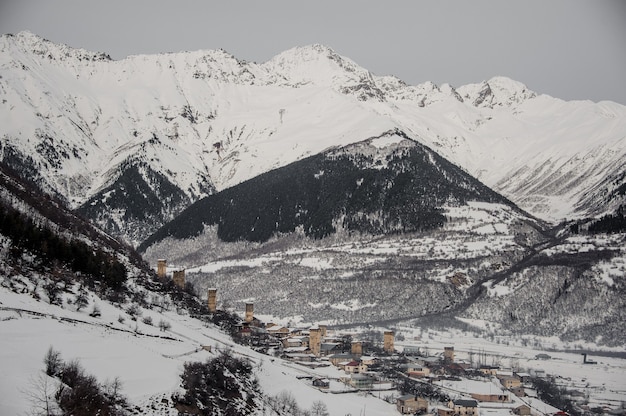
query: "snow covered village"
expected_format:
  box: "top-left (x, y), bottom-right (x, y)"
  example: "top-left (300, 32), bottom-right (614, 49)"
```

top-left (2, 3), bottom-right (626, 415)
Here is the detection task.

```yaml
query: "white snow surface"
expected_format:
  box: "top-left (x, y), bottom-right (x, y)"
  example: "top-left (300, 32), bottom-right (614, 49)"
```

top-left (0, 284), bottom-right (396, 415)
top-left (1, 31), bottom-right (625, 220)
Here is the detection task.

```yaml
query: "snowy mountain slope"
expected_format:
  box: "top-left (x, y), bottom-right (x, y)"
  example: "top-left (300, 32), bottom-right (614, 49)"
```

top-left (0, 274), bottom-right (402, 415)
top-left (1, 31), bottom-right (625, 244)
top-left (463, 232), bottom-right (626, 344)
top-left (0, 104), bottom-right (624, 413)
top-left (145, 192), bottom-right (626, 346)
top-left (139, 130), bottom-right (519, 251)
top-left (0, 155), bottom-right (398, 415)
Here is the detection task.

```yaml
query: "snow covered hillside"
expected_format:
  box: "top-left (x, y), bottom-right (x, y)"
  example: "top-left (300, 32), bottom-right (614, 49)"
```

top-left (0, 275), bottom-right (402, 415)
top-left (5, 271), bottom-right (624, 415)
top-left (1, 131), bottom-right (625, 414)
top-left (1, 31), bottom-right (625, 243)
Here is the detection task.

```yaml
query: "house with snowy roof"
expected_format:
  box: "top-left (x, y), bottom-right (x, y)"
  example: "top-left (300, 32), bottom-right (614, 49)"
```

top-left (479, 365), bottom-right (500, 376)
top-left (267, 325), bottom-right (289, 335)
top-left (396, 394), bottom-right (428, 414)
top-left (329, 352), bottom-right (354, 366)
top-left (320, 342), bottom-right (342, 356)
top-left (348, 373), bottom-right (374, 390)
top-left (449, 399), bottom-right (478, 416)
top-left (498, 374), bottom-right (522, 390)
top-left (344, 360), bottom-right (368, 374)
top-left (513, 404), bottom-right (531, 415)
top-left (359, 355), bottom-right (378, 366)
top-left (283, 336), bottom-right (308, 348)
top-left (312, 377), bottom-right (330, 389)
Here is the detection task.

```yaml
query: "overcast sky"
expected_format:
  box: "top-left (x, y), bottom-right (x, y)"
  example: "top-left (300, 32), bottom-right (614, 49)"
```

top-left (1, 0), bottom-right (625, 104)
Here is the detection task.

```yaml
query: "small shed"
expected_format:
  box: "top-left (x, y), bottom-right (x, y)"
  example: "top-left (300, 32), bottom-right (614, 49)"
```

top-left (312, 377), bottom-right (330, 389)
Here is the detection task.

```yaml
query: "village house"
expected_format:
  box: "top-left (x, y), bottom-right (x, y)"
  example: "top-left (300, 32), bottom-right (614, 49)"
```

top-left (312, 377), bottom-right (330, 389)
top-left (281, 351), bottom-right (315, 363)
top-left (449, 399), bottom-right (479, 416)
top-left (498, 375), bottom-right (522, 390)
top-left (283, 346), bottom-right (309, 354)
top-left (403, 345), bottom-right (421, 355)
top-left (400, 360), bottom-right (430, 378)
top-left (407, 365), bottom-right (430, 378)
top-left (513, 404), bottom-right (531, 415)
top-left (438, 407), bottom-right (454, 416)
top-left (320, 342), bottom-right (342, 356)
top-left (348, 373), bottom-right (374, 390)
top-left (328, 352), bottom-right (354, 367)
top-left (282, 336), bottom-right (308, 348)
top-left (267, 325), bottom-right (290, 337)
top-left (344, 360), bottom-right (368, 374)
top-left (470, 392), bottom-right (509, 403)
top-left (290, 328), bottom-right (304, 336)
top-left (479, 365), bottom-right (500, 376)
top-left (514, 372), bottom-right (532, 383)
top-left (510, 386), bottom-right (525, 398)
top-left (396, 395), bottom-right (428, 414)
top-left (359, 356), bottom-right (378, 366)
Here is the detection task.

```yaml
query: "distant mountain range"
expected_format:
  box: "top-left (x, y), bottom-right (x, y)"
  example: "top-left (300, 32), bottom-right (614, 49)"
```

top-left (1, 31), bottom-right (625, 245)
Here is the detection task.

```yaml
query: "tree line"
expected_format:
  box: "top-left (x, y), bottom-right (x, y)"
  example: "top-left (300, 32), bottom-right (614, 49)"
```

top-left (0, 201), bottom-right (127, 291)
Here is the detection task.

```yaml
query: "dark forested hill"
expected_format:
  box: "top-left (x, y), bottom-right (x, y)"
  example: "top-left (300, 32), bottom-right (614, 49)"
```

top-left (139, 130), bottom-right (514, 251)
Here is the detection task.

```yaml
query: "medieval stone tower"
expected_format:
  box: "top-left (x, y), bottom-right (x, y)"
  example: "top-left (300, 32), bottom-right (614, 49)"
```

top-left (351, 341), bottom-right (363, 357)
top-left (245, 303), bottom-right (254, 323)
top-left (319, 324), bottom-right (327, 338)
top-left (384, 330), bottom-right (395, 353)
top-left (207, 288), bottom-right (217, 313)
top-left (309, 327), bottom-right (321, 357)
top-left (157, 259), bottom-right (167, 279)
top-left (172, 269), bottom-right (185, 289)
top-left (444, 346), bottom-right (455, 364)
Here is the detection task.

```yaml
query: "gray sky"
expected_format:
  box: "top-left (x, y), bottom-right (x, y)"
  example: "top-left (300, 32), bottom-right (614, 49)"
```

top-left (1, 0), bottom-right (625, 104)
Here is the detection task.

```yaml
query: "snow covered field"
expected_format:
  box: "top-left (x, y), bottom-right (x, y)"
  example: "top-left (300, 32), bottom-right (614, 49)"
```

top-left (0, 285), bottom-right (399, 415)
top-left (3, 276), bottom-right (625, 416)
top-left (394, 324), bottom-right (626, 409)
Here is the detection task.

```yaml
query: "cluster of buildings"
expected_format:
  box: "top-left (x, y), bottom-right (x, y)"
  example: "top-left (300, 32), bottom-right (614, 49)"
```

top-left (154, 260), bottom-right (568, 416)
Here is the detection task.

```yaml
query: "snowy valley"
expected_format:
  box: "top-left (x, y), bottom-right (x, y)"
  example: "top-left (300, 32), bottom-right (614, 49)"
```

top-left (0, 31), bottom-right (625, 416)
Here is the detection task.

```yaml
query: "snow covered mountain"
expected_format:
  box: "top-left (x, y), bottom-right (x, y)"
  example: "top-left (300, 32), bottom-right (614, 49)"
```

top-left (139, 129), bottom-right (518, 251)
top-left (1, 159), bottom-right (623, 413)
top-left (1, 31), bottom-right (625, 244)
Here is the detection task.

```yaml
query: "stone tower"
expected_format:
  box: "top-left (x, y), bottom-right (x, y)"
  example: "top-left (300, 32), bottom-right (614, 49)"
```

top-left (245, 303), bottom-right (254, 323)
top-left (444, 346), bottom-right (455, 363)
top-left (319, 324), bottom-right (327, 337)
top-left (309, 327), bottom-right (321, 357)
top-left (207, 288), bottom-right (217, 313)
top-left (383, 330), bottom-right (395, 353)
top-left (157, 259), bottom-right (167, 279)
top-left (173, 269), bottom-right (185, 289)
top-left (351, 341), bottom-right (363, 357)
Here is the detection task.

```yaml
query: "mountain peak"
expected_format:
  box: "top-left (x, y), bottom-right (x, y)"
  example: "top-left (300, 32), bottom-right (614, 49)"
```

top-left (457, 76), bottom-right (536, 108)
top-left (269, 44), bottom-right (339, 62)
top-left (262, 44), bottom-right (369, 87)
top-left (2, 30), bottom-right (112, 62)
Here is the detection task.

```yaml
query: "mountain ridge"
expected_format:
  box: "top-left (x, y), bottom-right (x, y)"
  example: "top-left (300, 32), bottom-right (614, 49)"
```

top-left (1, 31), bottom-right (625, 244)
top-left (138, 129), bottom-right (519, 251)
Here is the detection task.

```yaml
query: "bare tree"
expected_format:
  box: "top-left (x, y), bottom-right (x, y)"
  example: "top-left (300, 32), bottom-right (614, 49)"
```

top-left (310, 400), bottom-right (329, 416)
top-left (23, 372), bottom-right (59, 416)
